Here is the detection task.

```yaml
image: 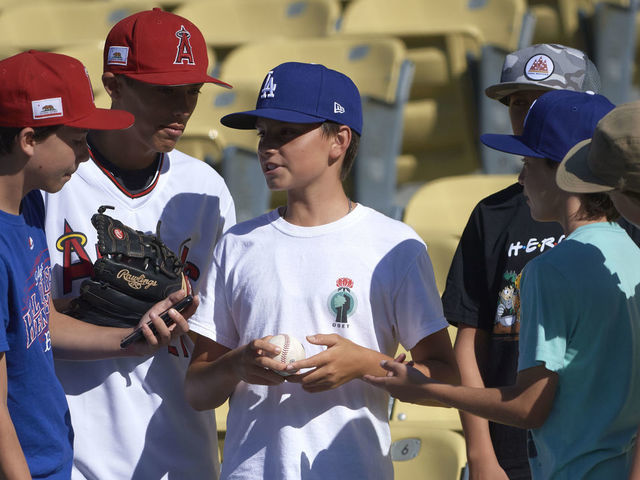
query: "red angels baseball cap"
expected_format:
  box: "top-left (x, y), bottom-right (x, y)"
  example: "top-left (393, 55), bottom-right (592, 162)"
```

top-left (0, 50), bottom-right (134, 130)
top-left (104, 8), bottom-right (232, 88)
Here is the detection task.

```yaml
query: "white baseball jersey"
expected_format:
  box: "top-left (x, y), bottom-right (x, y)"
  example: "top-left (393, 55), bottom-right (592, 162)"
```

top-left (43, 148), bottom-right (235, 480)
top-left (191, 205), bottom-right (448, 480)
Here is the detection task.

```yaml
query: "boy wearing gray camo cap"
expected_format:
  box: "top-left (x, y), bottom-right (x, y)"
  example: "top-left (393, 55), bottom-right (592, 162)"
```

top-left (486, 43), bottom-right (601, 105)
top-left (441, 44), bottom-right (640, 480)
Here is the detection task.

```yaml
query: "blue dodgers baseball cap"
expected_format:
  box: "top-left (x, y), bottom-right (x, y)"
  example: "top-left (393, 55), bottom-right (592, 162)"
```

top-left (481, 90), bottom-right (615, 162)
top-left (220, 62), bottom-right (363, 135)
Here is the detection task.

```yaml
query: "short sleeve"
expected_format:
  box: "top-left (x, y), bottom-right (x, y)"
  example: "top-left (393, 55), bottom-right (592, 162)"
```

top-left (189, 249), bottom-right (239, 349)
top-left (441, 205), bottom-right (491, 329)
top-left (518, 259), bottom-right (575, 373)
top-left (0, 260), bottom-right (9, 353)
top-left (394, 249), bottom-right (449, 351)
top-left (23, 190), bottom-right (45, 229)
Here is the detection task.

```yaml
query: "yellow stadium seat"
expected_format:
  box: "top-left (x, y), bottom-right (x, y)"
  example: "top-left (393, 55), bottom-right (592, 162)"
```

top-left (51, 42), bottom-right (109, 108)
top-left (340, 0), bottom-right (529, 180)
top-left (391, 399), bottom-right (462, 431)
top-left (176, 81), bottom-right (268, 221)
top-left (390, 422), bottom-right (467, 480)
top-left (340, 0), bottom-right (526, 52)
top-left (0, 1), bottom-right (156, 51)
top-left (174, 0), bottom-right (340, 59)
top-left (215, 399), bottom-right (230, 463)
top-left (528, 0), bottom-right (587, 48)
top-left (403, 174), bottom-right (518, 293)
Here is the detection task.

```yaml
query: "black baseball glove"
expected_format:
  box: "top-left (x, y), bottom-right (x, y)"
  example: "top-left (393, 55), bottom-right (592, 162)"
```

top-left (66, 206), bottom-right (190, 328)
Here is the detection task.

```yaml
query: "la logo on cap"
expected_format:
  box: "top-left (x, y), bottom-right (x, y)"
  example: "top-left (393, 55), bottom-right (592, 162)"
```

top-left (526, 54), bottom-right (554, 81)
top-left (261, 71), bottom-right (277, 98)
top-left (174, 25), bottom-right (195, 65)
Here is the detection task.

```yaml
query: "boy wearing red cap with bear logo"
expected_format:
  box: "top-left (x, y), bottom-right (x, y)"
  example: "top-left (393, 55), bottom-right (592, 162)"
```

top-left (0, 50), bottom-right (193, 480)
top-left (42, 8), bottom-right (235, 480)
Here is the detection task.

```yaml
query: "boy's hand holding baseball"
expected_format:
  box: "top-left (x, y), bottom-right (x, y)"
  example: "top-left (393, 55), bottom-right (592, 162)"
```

top-left (230, 337), bottom-right (286, 386)
top-left (285, 334), bottom-right (380, 393)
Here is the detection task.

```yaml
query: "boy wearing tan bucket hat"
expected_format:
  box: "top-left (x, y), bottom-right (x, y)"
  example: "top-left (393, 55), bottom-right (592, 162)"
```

top-left (557, 101), bottom-right (640, 228)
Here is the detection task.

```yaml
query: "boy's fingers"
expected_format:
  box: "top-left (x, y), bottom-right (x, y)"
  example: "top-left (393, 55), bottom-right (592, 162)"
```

top-left (306, 333), bottom-right (338, 347)
top-left (362, 374), bottom-right (387, 386)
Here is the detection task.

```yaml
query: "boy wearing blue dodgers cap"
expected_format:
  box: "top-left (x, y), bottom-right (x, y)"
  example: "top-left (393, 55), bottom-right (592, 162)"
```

top-left (185, 62), bottom-right (459, 479)
top-left (365, 90), bottom-right (640, 479)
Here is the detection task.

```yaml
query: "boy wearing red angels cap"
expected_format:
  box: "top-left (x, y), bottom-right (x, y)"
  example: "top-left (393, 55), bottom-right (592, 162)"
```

top-left (184, 62), bottom-right (459, 480)
top-left (0, 50), bottom-right (193, 480)
top-left (366, 90), bottom-right (640, 480)
top-left (42, 9), bottom-right (235, 480)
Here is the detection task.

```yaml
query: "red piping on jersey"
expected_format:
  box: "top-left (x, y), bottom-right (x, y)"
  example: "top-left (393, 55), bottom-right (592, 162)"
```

top-left (88, 147), bottom-right (164, 199)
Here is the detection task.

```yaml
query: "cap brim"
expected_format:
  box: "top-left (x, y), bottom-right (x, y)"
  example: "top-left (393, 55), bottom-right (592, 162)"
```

top-left (221, 108), bottom-right (326, 130)
top-left (65, 108), bottom-right (134, 130)
top-left (485, 82), bottom-right (555, 104)
top-left (480, 133), bottom-right (544, 159)
top-left (122, 71), bottom-right (232, 88)
top-left (556, 139), bottom-right (615, 193)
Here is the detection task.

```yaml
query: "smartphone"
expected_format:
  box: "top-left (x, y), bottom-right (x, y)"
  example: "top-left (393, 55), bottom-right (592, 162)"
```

top-left (120, 295), bottom-right (194, 348)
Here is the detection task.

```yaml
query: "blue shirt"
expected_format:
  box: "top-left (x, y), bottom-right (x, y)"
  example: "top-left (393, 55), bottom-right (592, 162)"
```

top-left (519, 222), bottom-right (640, 479)
top-left (0, 190), bottom-right (72, 479)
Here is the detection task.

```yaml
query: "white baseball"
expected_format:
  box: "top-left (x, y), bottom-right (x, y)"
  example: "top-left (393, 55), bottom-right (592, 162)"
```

top-left (268, 334), bottom-right (306, 376)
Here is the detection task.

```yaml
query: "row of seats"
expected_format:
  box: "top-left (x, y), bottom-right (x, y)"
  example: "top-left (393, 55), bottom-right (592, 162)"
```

top-left (1, 0), bottom-right (635, 220)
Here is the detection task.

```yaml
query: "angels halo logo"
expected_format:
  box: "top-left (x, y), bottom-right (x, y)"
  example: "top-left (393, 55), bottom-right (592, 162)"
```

top-left (328, 277), bottom-right (357, 328)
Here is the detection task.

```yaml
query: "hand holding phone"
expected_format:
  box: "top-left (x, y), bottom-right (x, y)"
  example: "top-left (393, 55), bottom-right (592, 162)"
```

top-left (120, 295), bottom-right (194, 348)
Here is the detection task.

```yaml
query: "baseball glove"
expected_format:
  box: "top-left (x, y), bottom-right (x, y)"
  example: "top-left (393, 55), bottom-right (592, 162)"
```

top-left (66, 205), bottom-right (190, 328)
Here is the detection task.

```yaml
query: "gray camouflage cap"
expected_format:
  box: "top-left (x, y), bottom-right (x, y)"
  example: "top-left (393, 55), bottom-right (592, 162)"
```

top-left (485, 43), bottom-right (601, 105)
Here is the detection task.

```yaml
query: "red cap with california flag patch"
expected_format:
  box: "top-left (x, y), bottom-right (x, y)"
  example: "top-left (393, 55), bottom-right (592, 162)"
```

top-left (104, 8), bottom-right (231, 88)
top-left (0, 50), bottom-right (134, 129)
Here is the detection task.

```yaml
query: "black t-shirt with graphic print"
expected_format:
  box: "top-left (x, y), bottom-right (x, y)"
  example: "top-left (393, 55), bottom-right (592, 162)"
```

top-left (442, 182), bottom-right (640, 479)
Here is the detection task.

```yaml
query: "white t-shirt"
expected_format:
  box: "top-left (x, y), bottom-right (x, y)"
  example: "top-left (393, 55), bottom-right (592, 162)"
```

top-left (191, 205), bottom-right (448, 480)
top-left (44, 149), bottom-right (235, 480)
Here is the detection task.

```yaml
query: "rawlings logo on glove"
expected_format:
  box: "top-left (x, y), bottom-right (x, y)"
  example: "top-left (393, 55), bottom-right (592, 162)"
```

top-left (66, 205), bottom-right (190, 328)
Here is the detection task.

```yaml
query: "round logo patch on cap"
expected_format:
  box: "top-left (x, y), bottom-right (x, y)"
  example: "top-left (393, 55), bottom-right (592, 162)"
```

top-left (525, 54), bottom-right (554, 81)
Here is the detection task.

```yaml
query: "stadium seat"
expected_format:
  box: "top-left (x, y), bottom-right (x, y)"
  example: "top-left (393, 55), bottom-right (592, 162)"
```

top-left (51, 42), bottom-right (109, 108)
top-left (217, 36), bottom-right (414, 219)
top-left (527, 0), bottom-right (587, 48)
top-left (391, 399), bottom-right (462, 431)
top-left (0, 1), bottom-right (156, 51)
top-left (390, 422), bottom-right (467, 480)
top-left (340, 0), bottom-right (530, 179)
top-left (215, 399), bottom-right (230, 463)
top-left (590, 0), bottom-right (638, 104)
top-left (403, 174), bottom-right (518, 293)
top-left (175, 82), bottom-right (270, 221)
top-left (173, 0), bottom-right (340, 61)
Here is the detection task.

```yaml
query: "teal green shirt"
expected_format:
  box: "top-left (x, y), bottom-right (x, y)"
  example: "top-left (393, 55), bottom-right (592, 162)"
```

top-left (519, 222), bottom-right (640, 479)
